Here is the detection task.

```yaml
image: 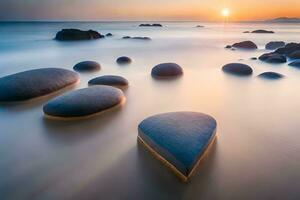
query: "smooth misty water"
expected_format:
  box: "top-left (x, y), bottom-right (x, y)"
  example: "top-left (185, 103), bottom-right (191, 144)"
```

top-left (0, 22), bottom-right (300, 200)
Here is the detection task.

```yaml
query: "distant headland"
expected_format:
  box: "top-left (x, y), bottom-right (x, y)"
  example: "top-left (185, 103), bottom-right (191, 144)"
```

top-left (265, 17), bottom-right (300, 23)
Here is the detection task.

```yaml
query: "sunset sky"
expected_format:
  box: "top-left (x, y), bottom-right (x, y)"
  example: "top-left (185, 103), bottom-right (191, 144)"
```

top-left (1, 0), bottom-right (300, 21)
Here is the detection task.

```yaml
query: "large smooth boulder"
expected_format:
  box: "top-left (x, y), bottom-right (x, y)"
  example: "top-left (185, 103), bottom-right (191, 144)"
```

top-left (55, 29), bottom-right (104, 41)
top-left (151, 63), bottom-right (183, 78)
top-left (73, 61), bottom-right (101, 72)
top-left (222, 63), bottom-right (253, 76)
top-left (265, 41), bottom-right (285, 50)
top-left (116, 56), bottom-right (132, 64)
top-left (232, 41), bottom-right (258, 49)
top-left (138, 112), bottom-right (217, 181)
top-left (288, 50), bottom-right (300, 59)
top-left (43, 86), bottom-right (125, 119)
top-left (0, 68), bottom-right (79, 102)
top-left (88, 75), bottom-right (129, 89)
top-left (259, 52), bottom-right (287, 63)
top-left (252, 30), bottom-right (274, 34)
top-left (258, 72), bottom-right (284, 80)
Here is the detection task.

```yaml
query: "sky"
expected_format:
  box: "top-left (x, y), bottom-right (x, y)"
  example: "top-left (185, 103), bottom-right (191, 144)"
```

top-left (0, 0), bottom-right (300, 21)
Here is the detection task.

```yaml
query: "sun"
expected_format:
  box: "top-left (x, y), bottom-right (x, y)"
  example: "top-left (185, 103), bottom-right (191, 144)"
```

top-left (221, 8), bottom-right (230, 17)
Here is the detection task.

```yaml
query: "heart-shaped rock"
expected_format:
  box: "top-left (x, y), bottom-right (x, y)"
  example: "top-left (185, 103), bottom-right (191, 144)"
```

top-left (138, 112), bottom-right (217, 181)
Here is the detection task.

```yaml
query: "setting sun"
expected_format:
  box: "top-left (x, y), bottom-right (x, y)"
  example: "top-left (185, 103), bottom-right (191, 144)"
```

top-left (221, 8), bottom-right (230, 17)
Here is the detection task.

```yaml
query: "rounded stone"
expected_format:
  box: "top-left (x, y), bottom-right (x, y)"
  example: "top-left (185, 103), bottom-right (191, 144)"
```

top-left (116, 56), bottom-right (132, 64)
top-left (88, 75), bottom-right (129, 89)
top-left (288, 61), bottom-right (300, 68)
top-left (43, 86), bottom-right (125, 119)
top-left (151, 63), bottom-right (183, 78)
top-left (259, 52), bottom-right (287, 63)
top-left (138, 112), bottom-right (217, 181)
top-left (265, 41), bottom-right (285, 50)
top-left (73, 61), bottom-right (101, 72)
top-left (232, 41), bottom-right (258, 49)
top-left (222, 63), bottom-right (253, 76)
top-left (252, 30), bottom-right (274, 34)
top-left (106, 33), bottom-right (113, 37)
top-left (258, 72), bottom-right (284, 80)
top-left (0, 68), bottom-right (79, 102)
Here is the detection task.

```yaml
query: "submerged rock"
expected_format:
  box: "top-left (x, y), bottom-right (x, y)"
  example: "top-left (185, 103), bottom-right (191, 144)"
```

top-left (73, 61), bottom-right (101, 72)
top-left (232, 41), bottom-right (258, 49)
top-left (106, 33), bottom-right (113, 37)
top-left (251, 57), bottom-right (257, 60)
top-left (288, 50), bottom-right (300, 59)
top-left (0, 68), bottom-right (79, 102)
top-left (252, 30), bottom-right (274, 34)
top-left (88, 75), bottom-right (129, 89)
top-left (151, 63), bottom-right (183, 78)
top-left (258, 72), bottom-right (284, 79)
top-left (138, 112), bottom-right (217, 181)
top-left (43, 86), bottom-right (124, 119)
top-left (116, 56), bottom-right (132, 64)
top-left (139, 23), bottom-right (162, 27)
top-left (195, 25), bottom-right (204, 28)
top-left (275, 43), bottom-right (300, 55)
top-left (222, 63), bottom-right (253, 76)
top-left (122, 36), bottom-right (151, 40)
top-left (225, 45), bottom-right (232, 49)
top-left (259, 52), bottom-right (287, 63)
top-left (288, 61), bottom-right (300, 68)
top-left (55, 29), bottom-right (104, 41)
top-left (265, 41), bottom-right (285, 50)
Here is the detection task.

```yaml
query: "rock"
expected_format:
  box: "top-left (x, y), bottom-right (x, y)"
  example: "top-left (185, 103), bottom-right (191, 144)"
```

top-left (43, 86), bottom-right (125, 119)
top-left (288, 50), bottom-right (300, 59)
top-left (123, 36), bottom-right (151, 40)
top-left (258, 72), bottom-right (284, 79)
top-left (55, 29), bottom-right (104, 41)
top-left (259, 52), bottom-right (287, 63)
top-left (288, 61), bottom-right (300, 68)
top-left (106, 33), bottom-right (113, 37)
top-left (251, 57), bottom-right (257, 60)
top-left (225, 45), bottom-right (232, 49)
top-left (151, 63), bottom-right (183, 78)
top-left (243, 31), bottom-right (250, 33)
top-left (196, 25), bottom-right (204, 28)
top-left (139, 23), bottom-right (162, 27)
top-left (138, 112), bottom-right (217, 181)
top-left (275, 43), bottom-right (300, 55)
top-left (73, 61), bottom-right (101, 72)
top-left (232, 41), bottom-right (258, 49)
top-left (252, 30), bottom-right (274, 34)
top-left (88, 75), bottom-right (129, 89)
top-left (116, 56), bottom-right (132, 64)
top-left (0, 68), bottom-right (79, 102)
top-left (222, 63), bottom-right (253, 76)
top-left (265, 41), bottom-right (285, 50)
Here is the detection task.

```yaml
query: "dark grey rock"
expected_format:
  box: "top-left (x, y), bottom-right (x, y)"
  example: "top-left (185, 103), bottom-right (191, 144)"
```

top-left (116, 56), bottom-right (132, 64)
top-left (55, 29), bottom-right (104, 41)
top-left (243, 31), bottom-right (250, 33)
top-left (252, 30), bottom-right (274, 34)
top-left (232, 41), bottom-right (258, 49)
top-left (88, 75), bottom-right (129, 89)
top-left (123, 36), bottom-right (151, 40)
top-left (275, 43), bottom-right (300, 55)
top-left (151, 63), bottom-right (183, 78)
top-left (289, 50), bottom-right (300, 59)
top-left (265, 41), bottom-right (285, 50)
top-left (43, 86), bottom-right (124, 118)
top-left (251, 57), bottom-right (257, 60)
top-left (139, 23), bottom-right (162, 27)
top-left (222, 63), bottom-right (253, 76)
top-left (225, 45), bottom-right (232, 49)
top-left (288, 61), bottom-right (300, 68)
top-left (138, 112), bottom-right (217, 180)
top-left (106, 33), bottom-right (113, 37)
top-left (196, 25), bottom-right (204, 28)
top-left (0, 68), bottom-right (79, 102)
top-left (122, 36), bottom-right (131, 39)
top-left (258, 72), bottom-right (284, 79)
top-left (259, 52), bottom-right (287, 63)
top-left (73, 61), bottom-right (101, 72)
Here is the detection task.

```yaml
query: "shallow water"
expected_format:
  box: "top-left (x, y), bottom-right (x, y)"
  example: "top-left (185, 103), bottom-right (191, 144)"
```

top-left (0, 22), bottom-right (300, 200)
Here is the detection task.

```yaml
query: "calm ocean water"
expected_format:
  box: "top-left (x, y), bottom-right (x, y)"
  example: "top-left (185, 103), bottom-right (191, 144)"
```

top-left (0, 22), bottom-right (300, 200)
